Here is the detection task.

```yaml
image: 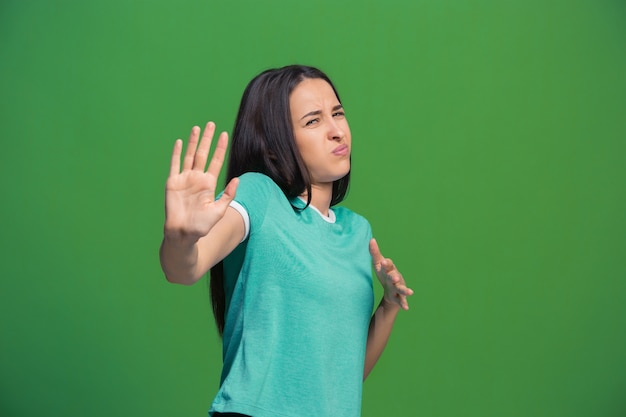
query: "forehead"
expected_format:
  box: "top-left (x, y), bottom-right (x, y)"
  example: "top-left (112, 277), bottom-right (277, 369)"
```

top-left (289, 78), bottom-right (339, 109)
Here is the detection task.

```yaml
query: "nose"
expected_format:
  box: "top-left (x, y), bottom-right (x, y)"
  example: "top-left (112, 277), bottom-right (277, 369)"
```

top-left (327, 119), bottom-right (345, 142)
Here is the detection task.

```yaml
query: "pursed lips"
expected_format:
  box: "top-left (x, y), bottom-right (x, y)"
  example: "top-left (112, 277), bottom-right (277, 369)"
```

top-left (332, 144), bottom-right (349, 156)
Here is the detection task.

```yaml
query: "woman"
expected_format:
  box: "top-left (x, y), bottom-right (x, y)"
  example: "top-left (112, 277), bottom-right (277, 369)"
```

top-left (160, 65), bottom-right (413, 417)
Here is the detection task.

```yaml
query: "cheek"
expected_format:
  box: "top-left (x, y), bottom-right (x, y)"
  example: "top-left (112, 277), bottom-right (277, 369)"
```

top-left (342, 122), bottom-right (352, 143)
top-left (295, 145), bottom-right (315, 170)
top-left (294, 133), bottom-right (320, 159)
top-left (301, 144), bottom-right (322, 166)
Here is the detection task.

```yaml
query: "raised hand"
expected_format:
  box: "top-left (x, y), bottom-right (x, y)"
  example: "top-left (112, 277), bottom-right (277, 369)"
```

top-left (369, 238), bottom-right (414, 310)
top-left (164, 122), bottom-right (238, 242)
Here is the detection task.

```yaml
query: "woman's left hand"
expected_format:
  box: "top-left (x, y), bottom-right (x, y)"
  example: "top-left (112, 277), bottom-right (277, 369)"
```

top-left (369, 238), bottom-right (414, 310)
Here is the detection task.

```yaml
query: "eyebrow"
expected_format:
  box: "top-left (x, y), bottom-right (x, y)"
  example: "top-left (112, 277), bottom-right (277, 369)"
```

top-left (300, 104), bottom-right (344, 120)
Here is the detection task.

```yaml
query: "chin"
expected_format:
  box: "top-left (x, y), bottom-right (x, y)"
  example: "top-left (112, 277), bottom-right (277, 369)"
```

top-left (332, 170), bottom-right (350, 182)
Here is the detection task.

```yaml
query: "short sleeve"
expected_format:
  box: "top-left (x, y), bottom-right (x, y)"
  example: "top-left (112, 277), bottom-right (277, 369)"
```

top-left (228, 200), bottom-right (250, 242)
top-left (225, 172), bottom-right (283, 238)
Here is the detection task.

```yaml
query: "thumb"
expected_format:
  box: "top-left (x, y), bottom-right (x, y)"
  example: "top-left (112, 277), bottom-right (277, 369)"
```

top-left (215, 177), bottom-right (239, 211)
top-left (369, 238), bottom-right (384, 267)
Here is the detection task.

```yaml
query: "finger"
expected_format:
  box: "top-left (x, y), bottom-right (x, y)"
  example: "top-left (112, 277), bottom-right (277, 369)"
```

top-left (182, 126), bottom-right (201, 171)
top-left (387, 270), bottom-right (412, 294)
top-left (369, 238), bottom-right (384, 266)
top-left (214, 177), bottom-right (239, 211)
top-left (394, 284), bottom-right (414, 296)
top-left (193, 122), bottom-right (216, 171)
top-left (387, 271), bottom-right (401, 285)
top-left (385, 293), bottom-right (409, 311)
top-left (400, 296), bottom-right (410, 310)
top-left (393, 292), bottom-right (410, 310)
top-left (169, 139), bottom-right (183, 176)
top-left (206, 131), bottom-right (229, 178)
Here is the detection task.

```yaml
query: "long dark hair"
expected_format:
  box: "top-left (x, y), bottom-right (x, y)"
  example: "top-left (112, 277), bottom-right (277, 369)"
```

top-left (210, 65), bottom-right (351, 335)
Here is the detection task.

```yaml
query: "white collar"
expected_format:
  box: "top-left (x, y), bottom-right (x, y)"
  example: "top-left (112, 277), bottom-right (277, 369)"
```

top-left (298, 197), bottom-right (336, 223)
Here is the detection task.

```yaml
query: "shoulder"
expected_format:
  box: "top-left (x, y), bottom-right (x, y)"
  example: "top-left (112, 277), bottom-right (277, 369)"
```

top-left (235, 172), bottom-right (283, 199)
top-left (232, 172), bottom-right (288, 218)
top-left (333, 206), bottom-right (372, 235)
top-left (333, 206), bottom-right (368, 222)
top-left (237, 172), bottom-right (279, 188)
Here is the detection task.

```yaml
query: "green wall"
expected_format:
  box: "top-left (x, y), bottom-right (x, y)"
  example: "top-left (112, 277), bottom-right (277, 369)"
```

top-left (1, 1), bottom-right (625, 416)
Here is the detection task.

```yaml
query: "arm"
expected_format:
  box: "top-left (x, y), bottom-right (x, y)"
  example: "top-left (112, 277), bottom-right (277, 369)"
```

top-left (363, 238), bottom-right (414, 380)
top-left (159, 122), bottom-right (244, 285)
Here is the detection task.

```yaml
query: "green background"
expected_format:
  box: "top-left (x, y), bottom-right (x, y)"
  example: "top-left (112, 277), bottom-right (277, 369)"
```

top-left (1, 0), bottom-right (625, 416)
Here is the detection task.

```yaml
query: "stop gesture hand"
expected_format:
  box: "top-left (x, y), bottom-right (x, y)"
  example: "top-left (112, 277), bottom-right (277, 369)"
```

top-left (164, 122), bottom-right (238, 241)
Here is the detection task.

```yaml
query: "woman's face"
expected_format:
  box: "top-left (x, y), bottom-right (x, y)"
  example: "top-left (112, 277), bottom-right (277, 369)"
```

top-left (290, 78), bottom-right (351, 187)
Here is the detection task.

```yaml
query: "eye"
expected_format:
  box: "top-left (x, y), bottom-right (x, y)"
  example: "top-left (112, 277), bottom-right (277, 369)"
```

top-left (332, 111), bottom-right (345, 118)
top-left (305, 118), bottom-right (319, 126)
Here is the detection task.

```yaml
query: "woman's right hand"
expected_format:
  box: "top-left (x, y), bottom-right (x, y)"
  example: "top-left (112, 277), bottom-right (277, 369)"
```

top-left (163, 122), bottom-right (239, 243)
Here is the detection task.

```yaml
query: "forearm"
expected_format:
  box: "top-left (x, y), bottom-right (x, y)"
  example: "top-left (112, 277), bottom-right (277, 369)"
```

top-left (159, 208), bottom-right (245, 285)
top-left (363, 297), bottom-right (400, 380)
top-left (159, 232), bottom-right (204, 285)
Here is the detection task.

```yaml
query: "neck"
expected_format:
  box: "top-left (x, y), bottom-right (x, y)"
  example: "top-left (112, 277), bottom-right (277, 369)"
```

top-left (301, 183), bottom-right (333, 216)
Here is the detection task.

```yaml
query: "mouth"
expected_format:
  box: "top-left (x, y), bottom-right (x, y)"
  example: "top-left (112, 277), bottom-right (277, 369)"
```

top-left (332, 144), bottom-right (349, 156)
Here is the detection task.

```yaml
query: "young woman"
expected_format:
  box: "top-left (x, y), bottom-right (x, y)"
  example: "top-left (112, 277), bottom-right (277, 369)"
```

top-left (160, 65), bottom-right (413, 417)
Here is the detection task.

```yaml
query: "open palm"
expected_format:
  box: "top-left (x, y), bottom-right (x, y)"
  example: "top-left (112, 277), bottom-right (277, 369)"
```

top-left (164, 122), bottom-right (238, 240)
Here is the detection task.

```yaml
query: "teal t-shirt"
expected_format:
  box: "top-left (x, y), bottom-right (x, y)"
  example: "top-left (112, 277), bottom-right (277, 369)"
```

top-left (209, 173), bottom-right (374, 417)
